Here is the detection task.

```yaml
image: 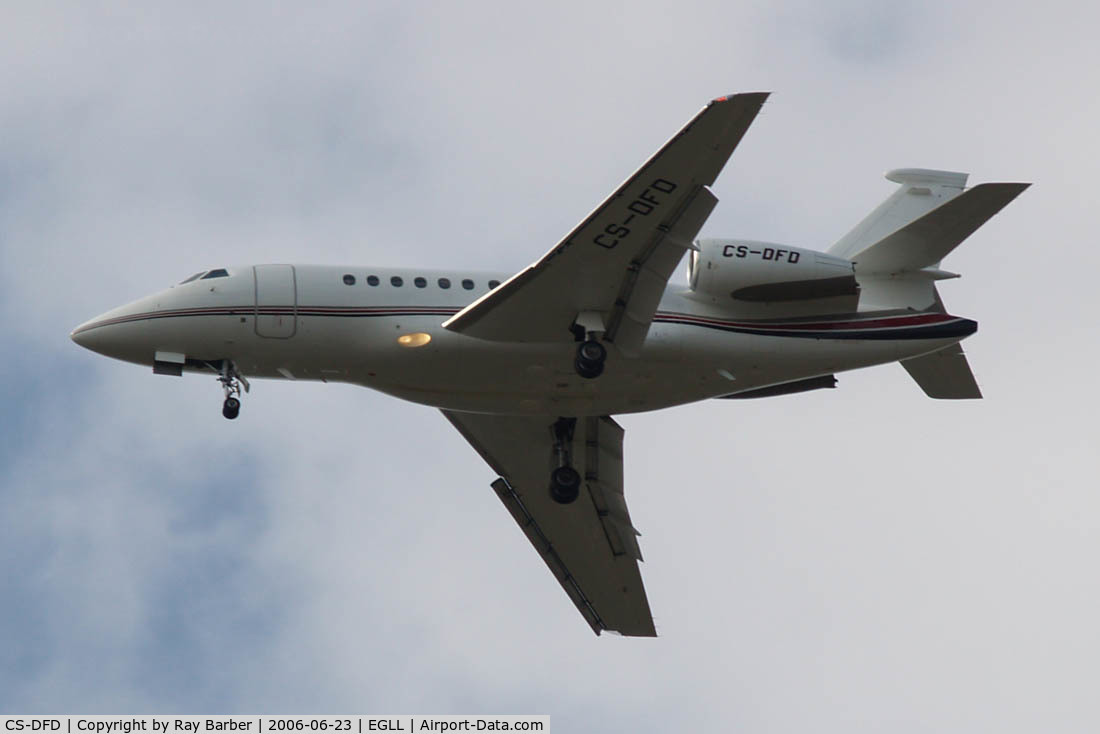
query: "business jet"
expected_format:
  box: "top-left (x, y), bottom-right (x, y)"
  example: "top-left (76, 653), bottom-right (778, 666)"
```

top-left (71, 92), bottom-right (1028, 636)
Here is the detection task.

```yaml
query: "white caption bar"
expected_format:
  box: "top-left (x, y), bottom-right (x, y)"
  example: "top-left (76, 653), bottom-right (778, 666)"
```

top-left (0, 718), bottom-right (549, 734)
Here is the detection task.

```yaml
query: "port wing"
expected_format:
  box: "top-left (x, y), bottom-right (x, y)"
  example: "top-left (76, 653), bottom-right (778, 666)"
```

top-left (443, 93), bottom-right (768, 356)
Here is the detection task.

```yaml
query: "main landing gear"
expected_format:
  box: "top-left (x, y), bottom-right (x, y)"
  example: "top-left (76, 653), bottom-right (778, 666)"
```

top-left (549, 417), bottom-right (581, 504)
top-left (574, 339), bottom-right (607, 379)
top-left (215, 360), bottom-right (249, 420)
top-left (572, 312), bottom-right (608, 380)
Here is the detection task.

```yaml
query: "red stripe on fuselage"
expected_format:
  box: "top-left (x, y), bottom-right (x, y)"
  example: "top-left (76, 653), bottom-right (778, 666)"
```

top-left (72, 305), bottom-right (967, 340)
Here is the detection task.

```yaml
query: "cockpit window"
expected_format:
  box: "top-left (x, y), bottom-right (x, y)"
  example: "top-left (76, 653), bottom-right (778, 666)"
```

top-left (180, 272), bottom-right (207, 284)
top-left (201, 268), bottom-right (229, 279)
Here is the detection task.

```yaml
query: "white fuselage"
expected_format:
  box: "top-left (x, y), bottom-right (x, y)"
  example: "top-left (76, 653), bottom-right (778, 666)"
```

top-left (71, 264), bottom-right (975, 416)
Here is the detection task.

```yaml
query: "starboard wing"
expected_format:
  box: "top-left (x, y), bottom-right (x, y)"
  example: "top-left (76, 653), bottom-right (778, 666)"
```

top-left (442, 410), bottom-right (655, 636)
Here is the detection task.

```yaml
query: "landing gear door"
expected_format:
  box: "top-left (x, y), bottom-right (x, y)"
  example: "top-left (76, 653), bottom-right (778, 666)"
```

top-left (254, 264), bottom-right (297, 338)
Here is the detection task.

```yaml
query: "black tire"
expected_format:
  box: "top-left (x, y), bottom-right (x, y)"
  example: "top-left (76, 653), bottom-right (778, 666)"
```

top-left (549, 466), bottom-right (581, 504)
top-left (574, 339), bottom-right (607, 380)
top-left (222, 397), bottom-right (240, 420)
top-left (577, 339), bottom-right (606, 363)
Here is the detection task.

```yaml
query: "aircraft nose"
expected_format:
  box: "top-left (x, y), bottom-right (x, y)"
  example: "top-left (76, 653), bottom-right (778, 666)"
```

top-left (72, 290), bottom-right (176, 365)
top-left (70, 303), bottom-right (147, 361)
top-left (71, 316), bottom-right (122, 356)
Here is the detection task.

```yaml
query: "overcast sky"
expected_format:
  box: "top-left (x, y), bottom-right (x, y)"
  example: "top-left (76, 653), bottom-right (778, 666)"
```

top-left (2, 1), bottom-right (1098, 730)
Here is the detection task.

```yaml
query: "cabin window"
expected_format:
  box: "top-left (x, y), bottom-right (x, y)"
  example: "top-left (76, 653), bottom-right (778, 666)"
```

top-left (391, 276), bottom-right (404, 287)
top-left (414, 276), bottom-right (427, 288)
top-left (367, 275), bottom-right (380, 286)
top-left (488, 280), bottom-right (501, 289)
top-left (201, 269), bottom-right (229, 279)
top-left (342, 274), bottom-right (356, 285)
top-left (462, 279), bottom-right (474, 290)
top-left (438, 278), bottom-right (451, 289)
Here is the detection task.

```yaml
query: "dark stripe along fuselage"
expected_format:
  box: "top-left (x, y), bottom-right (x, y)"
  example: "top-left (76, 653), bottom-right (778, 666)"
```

top-left (73, 305), bottom-right (975, 341)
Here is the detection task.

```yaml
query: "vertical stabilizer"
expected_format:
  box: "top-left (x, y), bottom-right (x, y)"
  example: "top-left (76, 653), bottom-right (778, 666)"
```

top-left (832, 169), bottom-right (1030, 399)
top-left (839, 173), bottom-right (1029, 312)
top-left (830, 169), bottom-right (968, 261)
top-left (852, 182), bottom-right (1030, 275)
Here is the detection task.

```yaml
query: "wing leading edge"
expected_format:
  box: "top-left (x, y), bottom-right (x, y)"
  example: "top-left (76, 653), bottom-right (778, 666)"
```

top-left (442, 411), bottom-right (654, 636)
top-left (443, 92), bottom-right (769, 356)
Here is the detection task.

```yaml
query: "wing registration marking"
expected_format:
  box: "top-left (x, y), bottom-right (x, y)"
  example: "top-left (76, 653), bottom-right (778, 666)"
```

top-left (592, 178), bottom-right (678, 250)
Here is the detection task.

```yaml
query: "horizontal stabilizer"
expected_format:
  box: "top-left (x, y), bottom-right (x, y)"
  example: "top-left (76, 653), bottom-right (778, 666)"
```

top-left (831, 168), bottom-right (969, 261)
top-left (900, 343), bottom-right (982, 399)
top-left (855, 182), bottom-right (1030, 275)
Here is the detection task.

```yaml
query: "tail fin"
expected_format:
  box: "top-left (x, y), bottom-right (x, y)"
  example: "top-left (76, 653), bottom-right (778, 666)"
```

top-left (833, 169), bottom-right (1030, 399)
top-left (830, 169), bottom-right (969, 261)
top-left (832, 169), bottom-right (1029, 311)
top-left (849, 181), bottom-right (1031, 275)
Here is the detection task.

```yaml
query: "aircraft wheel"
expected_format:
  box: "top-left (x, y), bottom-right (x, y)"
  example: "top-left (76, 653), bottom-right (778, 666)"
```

top-left (574, 339), bottom-right (606, 379)
top-left (222, 397), bottom-right (241, 420)
top-left (549, 466), bottom-right (581, 504)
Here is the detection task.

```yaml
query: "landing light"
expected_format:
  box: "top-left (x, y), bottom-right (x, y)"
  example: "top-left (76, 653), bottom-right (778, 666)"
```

top-left (397, 332), bottom-right (432, 348)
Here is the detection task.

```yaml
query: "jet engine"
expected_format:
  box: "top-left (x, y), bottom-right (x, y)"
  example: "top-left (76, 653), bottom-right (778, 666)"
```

top-left (688, 238), bottom-right (859, 311)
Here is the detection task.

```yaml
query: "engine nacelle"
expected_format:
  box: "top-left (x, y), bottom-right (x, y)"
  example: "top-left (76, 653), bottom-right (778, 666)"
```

top-left (688, 239), bottom-right (859, 310)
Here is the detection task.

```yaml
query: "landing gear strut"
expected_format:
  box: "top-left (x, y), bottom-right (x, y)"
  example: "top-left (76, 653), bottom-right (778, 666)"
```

top-left (216, 360), bottom-right (249, 420)
top-left (549, 417), bottom-right (581, 504)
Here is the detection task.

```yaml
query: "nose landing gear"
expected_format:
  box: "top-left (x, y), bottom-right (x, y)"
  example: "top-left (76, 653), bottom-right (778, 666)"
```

top-left (215, 360), bottom-right (249, 420)
top-left (222, 396), bottom-right (241, 420)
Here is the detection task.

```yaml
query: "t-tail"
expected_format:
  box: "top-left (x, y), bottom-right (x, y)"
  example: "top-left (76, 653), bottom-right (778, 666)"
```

top-left (829, 168), bottom-right (1030, 398)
